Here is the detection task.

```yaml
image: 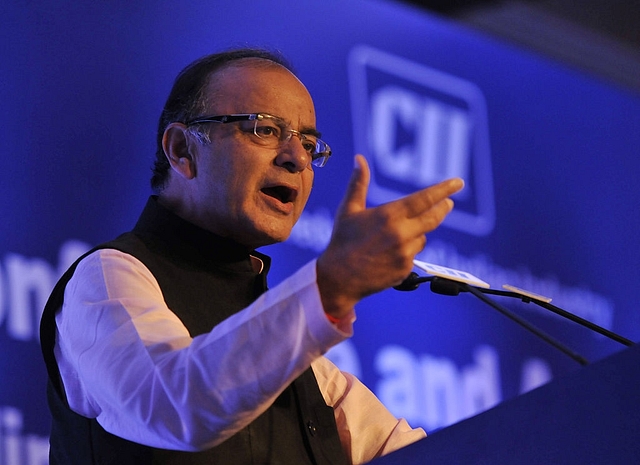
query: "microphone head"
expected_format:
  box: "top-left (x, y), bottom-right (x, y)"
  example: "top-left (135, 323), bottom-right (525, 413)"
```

top-left (430, 277), bottom-right (461, 296)
top-left (393, 272), bottom-right (421, 291)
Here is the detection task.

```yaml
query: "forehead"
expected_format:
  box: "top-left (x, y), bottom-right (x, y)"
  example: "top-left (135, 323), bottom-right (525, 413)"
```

top-left (203, 60), bottom-right (316, 124)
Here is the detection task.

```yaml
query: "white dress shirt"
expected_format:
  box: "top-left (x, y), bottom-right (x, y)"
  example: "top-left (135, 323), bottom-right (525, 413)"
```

top-left (54, 249), bottom-right (425, 464)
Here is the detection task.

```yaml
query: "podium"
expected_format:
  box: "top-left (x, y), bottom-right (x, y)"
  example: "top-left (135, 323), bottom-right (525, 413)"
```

top-left (373, 344), bottom-right (640, 464)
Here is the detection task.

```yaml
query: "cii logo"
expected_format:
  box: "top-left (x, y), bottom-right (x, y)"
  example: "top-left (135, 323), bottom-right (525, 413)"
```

top-left (348, 45), bottom-right (495, 236)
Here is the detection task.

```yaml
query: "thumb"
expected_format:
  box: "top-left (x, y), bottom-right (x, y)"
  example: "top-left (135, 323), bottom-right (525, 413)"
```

top-left (336, 154), bottom-right (370, 218)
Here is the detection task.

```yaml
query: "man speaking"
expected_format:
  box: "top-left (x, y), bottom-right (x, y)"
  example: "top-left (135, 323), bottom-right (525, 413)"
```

top-left (41, 48), bottom-right (463, 464)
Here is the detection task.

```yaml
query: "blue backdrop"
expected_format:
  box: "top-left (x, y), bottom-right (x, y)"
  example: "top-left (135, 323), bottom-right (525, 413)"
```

top-left (2, 1), bottom-right (639, 463)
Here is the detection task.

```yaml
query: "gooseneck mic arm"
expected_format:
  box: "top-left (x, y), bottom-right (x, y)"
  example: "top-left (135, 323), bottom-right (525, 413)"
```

top-left (423, 276), bottom-right (590, 365)
top-left (394, 268), bottom-right (635, 366)
top-left (459, 281), bottom-right (589, 366)
top-left (469, 285), bottom-right (634, 347)
top-left (395, 272), bottom-right (633, 347)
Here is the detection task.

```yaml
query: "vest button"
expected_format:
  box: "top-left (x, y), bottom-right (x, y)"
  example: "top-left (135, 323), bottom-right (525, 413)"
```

top-left (307, 420), bottom-right (317, 436)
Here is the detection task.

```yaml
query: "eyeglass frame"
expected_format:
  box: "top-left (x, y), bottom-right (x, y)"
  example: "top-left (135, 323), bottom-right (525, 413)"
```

top-left (184, 112), bottom-right (332, 168)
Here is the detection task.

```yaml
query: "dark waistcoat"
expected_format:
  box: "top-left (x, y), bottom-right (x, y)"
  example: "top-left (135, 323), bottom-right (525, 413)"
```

top-left (40, 196), bottom-right (348, 465)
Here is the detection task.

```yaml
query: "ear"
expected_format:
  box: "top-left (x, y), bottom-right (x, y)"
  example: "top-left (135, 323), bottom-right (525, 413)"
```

top-left (162, 122), bottom-right (197, 179)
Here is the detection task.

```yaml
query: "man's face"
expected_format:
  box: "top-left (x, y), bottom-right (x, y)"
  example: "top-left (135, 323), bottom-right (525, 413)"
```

top-left (186, 61), bottom-right (317, 248)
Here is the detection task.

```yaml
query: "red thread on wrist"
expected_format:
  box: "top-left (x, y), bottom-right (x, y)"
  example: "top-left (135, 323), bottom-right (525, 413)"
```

top-left (325, 313), bottom-right (342, 324)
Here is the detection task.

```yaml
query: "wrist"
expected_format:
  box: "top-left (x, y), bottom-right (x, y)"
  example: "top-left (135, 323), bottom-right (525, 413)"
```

top-left (324, 312), bottom-right (342, 325)
top-left (316, 257), bottom-right (357, 321)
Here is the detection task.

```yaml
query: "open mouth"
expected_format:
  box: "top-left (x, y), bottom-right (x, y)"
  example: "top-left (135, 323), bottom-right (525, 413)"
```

top-left (261, 185), bottom-right (297, 204)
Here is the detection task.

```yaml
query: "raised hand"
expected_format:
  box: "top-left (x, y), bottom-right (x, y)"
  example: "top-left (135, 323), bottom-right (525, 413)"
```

top-left (316, 155), bottom-right (464, 319)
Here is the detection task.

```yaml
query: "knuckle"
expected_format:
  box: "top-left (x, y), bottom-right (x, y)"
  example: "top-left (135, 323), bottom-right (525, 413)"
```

top-left (420, 207), bottom-right (448, 231)
top-left (376, 206), bottom-right (396, 223)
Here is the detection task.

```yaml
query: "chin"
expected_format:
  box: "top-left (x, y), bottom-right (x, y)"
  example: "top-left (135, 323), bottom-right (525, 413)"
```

top-left (245, 224), bottom-right (294, 249)
top-left (239, 210), bottom-right (299, 248)
top-left (261, 229), bottom-right (292, 247)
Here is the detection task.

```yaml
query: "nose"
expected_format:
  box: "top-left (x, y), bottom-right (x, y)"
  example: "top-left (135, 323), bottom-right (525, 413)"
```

top-left (275, 134), bottom-right (312, 172)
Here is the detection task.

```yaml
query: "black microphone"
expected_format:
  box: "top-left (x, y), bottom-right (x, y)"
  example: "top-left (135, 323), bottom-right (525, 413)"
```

top-left (398, 265), bottom-right (634, 348)
top-left (393, 272), bottom-right (432, 291)
top-left (429, 276), bottom-right (461, 296)
top-left (431, 278), bottom-right (634, 347)
top-left (395, 263), bottom-right (635, 365)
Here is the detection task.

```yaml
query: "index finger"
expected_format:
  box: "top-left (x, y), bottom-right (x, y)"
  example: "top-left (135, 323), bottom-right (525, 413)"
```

top-left (398, 178), bottom-right (465, 218)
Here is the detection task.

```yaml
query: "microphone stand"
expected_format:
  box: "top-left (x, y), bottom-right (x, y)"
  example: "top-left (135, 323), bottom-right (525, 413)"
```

top-left (395, 273), bottom-right (635, 366)
top-left (472, 286), bottom-right (634, 347)
top-left (462, 283), bottom-right (589, 366)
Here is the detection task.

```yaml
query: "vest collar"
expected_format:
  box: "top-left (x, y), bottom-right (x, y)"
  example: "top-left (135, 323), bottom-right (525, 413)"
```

top-left (133, 196), bottom-right (271, 273)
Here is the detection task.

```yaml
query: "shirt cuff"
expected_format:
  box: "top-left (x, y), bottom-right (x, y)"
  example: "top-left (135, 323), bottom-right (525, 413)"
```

top-left (289, 260), bottom-right (355, 345)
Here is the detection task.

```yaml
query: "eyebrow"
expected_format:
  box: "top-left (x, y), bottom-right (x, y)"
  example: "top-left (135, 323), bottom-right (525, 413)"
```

top-left (299, 125), bottom-right (322, 139)
top-left (274, 114), bottom-right (322, 139)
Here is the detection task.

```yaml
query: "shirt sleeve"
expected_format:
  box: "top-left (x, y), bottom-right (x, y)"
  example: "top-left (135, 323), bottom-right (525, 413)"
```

top-left (311, 356), bottom-right (426, 465)
top-left (54, 249), bottom-right (352, 451)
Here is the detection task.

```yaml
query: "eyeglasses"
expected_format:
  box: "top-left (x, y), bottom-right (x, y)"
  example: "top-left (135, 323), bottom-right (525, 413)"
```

top-left (185, 113), bottom-right (332, 168)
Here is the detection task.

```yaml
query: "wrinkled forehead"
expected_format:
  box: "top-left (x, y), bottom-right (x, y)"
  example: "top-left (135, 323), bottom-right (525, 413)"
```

top-left (202, 59), bottom-right (316, 124)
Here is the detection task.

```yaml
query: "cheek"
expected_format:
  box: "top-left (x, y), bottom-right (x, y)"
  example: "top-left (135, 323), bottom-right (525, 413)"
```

top-left (204, 145), bottom-right (250, 198)
top-left (299, 170), bottom-right (314, 207)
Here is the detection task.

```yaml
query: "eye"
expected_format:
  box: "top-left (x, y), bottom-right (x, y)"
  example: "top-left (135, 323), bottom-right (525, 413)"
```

top-left (254, 121), bottom-right (282, 139)
top-left (302, 142), bottom-right (316, 154)
top-left (299, 134), bottom-right (317, 155)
